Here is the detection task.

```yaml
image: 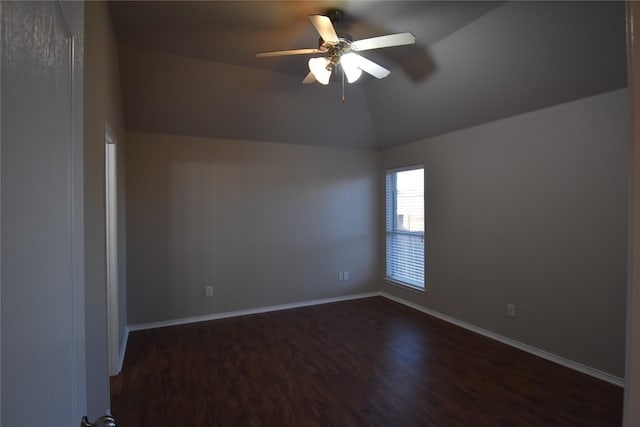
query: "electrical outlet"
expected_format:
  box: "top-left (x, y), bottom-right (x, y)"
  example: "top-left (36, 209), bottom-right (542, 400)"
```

top-left (507, 304), bottom-right (516, 318)
top-left (338, 272), bottom-right (344, 281)
top-left (205, 286), bottom-right (213, 297)
top-left (343, 271), bottom-right (349, 280)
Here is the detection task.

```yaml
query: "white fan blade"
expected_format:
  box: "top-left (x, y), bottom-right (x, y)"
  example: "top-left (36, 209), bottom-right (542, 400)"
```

top-left (302, 72), bottom-right (316, 84)
top-left (353, 54), bottom-right (390, 79)
top-left (256, 48), bottom-right (320, 58)
top-left (309, 15), bottom-right (339, 44)
top-left (351, 32), bottom-right (416, 51)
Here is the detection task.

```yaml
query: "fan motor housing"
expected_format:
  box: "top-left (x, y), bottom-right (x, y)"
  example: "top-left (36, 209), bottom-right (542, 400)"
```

top-left (318, 33), bottom-right (352, 48)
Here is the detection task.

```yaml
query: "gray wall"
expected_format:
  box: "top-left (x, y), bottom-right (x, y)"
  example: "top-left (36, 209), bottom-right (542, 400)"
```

top-left (126, 132), bottom-right (379, 325)
top-left (380, 89), bottom-right (630, 377)
top-left (84, 0), bottom-right (127, 415)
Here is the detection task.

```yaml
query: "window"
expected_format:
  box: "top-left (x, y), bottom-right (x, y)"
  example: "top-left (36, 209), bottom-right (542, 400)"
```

top-left (385, 166), bottom-right (425, 290)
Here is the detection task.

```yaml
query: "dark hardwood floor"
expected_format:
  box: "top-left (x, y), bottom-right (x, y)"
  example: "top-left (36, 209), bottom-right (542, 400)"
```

top-left (110, 297), bottom-right (623, 426)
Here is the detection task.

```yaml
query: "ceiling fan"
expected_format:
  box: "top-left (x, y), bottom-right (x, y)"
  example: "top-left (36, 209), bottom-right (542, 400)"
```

top-left (256, 10), bottom-right (415, 86)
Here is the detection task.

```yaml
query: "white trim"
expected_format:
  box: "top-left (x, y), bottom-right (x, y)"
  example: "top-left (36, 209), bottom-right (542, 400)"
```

top-left (0, 4), bottom-right (4, 423)
top-left (384, 278), bottom-right (425, 294)
top-left (116, 327), bottom-right (129, 375)
top-left (0, 3), bottom-right (4, 420)
top-left (104, 131), bottom-right (119, 376)
top-left (380, 292), bottom-right (624, 387)
top-left (64, 1), bottom-right (87, 421)
top-left (104, 122), bottom-right (116, 145)
top-left (386, 164), bottom-right (424, 174)
top-left (128, 292), bottom-right (380, 332)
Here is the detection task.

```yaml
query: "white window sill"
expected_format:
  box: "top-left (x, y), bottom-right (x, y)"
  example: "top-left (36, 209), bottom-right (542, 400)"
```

top-left (384, 277), bottom-right (425, 294)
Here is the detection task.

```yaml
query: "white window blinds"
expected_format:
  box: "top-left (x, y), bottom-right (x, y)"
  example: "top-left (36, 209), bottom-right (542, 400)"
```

top-left (385, 166), bottom-right (425, 289)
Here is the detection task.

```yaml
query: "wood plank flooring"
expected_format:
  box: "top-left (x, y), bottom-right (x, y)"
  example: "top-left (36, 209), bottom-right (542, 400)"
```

top-left (110, 297), bottom-right (623, 426)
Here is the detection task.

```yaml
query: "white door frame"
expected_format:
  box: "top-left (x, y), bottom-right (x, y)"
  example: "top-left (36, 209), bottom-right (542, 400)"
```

top-left (61, 1), bottom-right (88, 420)
top-left (105, 123), bottom-right (119, 376)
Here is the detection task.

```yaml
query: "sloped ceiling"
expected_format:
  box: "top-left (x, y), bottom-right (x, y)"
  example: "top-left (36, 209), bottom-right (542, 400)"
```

top-left (110, 1), bottom-right (627, 150)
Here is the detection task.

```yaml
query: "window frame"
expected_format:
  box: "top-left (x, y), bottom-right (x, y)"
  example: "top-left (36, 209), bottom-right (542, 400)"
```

top-left (384, 165), bottom-right (426, 292)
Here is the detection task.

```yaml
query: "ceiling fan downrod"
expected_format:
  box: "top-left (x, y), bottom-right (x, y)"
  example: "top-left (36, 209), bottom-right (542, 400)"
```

top-left (342, 67), bottom-right (346, 103)
top-left (326, 9), bottom-right (344, 25)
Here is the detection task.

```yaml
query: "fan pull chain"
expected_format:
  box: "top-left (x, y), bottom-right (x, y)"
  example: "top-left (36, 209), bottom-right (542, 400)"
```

top-left (341, 65), bottom-right (346, 103)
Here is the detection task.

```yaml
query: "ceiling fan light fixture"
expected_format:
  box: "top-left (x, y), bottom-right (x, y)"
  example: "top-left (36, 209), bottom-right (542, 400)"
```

top-left (340, 52), bottom-right (362, 83)
top-left (258, 10), bottom-right (415, 95)
top-left (308, 57), bottom-right (332, 85)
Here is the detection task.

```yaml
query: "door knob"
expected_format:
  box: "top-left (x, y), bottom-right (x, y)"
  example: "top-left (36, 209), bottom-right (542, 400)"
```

top-left (80, 415), bottom-right (116, 427)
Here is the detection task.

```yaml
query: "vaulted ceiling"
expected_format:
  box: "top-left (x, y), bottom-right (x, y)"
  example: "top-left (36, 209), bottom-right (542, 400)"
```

top-left (109, 1), bottom-right (627, 150)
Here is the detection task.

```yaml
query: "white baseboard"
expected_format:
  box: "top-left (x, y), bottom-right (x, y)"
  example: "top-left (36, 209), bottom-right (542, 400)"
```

top-left (117, 326), bottom-right (129, 374)
top-left (380, 292), bottom-right (624, 387)
top-left (128, 292), bottom-right (380, 332)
